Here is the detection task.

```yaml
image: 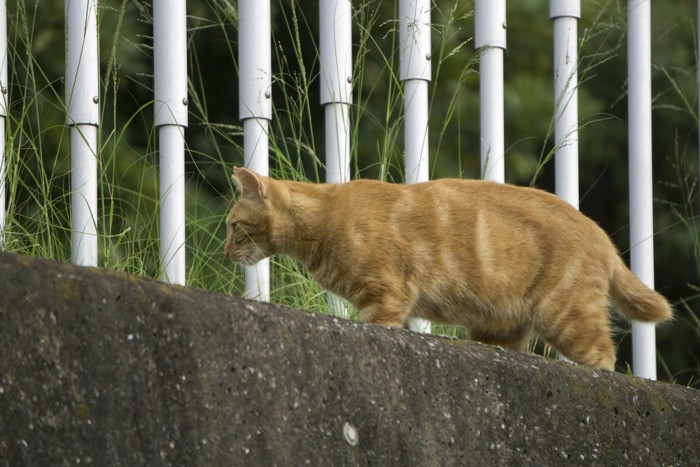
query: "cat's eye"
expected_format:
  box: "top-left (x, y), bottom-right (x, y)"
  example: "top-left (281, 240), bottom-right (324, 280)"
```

top-left (231, 220), bottom-right (249, 243)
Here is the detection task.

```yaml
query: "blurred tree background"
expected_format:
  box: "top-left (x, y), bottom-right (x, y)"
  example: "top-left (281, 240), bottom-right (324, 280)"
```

top-left (3, 0), bottom-right (699, 385)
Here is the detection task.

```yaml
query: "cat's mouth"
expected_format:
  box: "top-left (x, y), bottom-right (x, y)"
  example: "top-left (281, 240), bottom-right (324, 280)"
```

top-left (234, 256), bottom-right (258, 266)
top-left (227, 249), bottom-right (266, 266)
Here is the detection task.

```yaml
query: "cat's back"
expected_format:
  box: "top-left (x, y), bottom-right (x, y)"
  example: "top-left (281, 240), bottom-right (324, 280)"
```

top-left (360, 178), bottom-right (608, 252)
top-left (416, 178), bottom-right (603, 230)
top-left (332, 176), bottom-right (575, 209)
top-left (323, 178), bottom-right (409, 212)
top-left (321, 177), bottom-right (607, 242)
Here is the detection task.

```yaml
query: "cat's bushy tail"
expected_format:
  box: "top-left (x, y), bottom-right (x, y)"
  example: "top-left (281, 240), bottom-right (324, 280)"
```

top-left (609, 258), bottom-right (673, 323)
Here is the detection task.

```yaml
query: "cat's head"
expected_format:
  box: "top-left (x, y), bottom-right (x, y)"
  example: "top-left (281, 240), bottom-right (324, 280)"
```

top-left (224, 167), bottom-right (280, 265)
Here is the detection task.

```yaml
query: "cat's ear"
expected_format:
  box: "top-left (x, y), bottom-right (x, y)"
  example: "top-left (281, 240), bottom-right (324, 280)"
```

top-left (232, 166), bottom-right (267, 203)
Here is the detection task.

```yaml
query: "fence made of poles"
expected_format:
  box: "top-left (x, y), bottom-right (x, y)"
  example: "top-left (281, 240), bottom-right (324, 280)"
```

top-left (154, 0), bottom-right (188, 286)
top-left (399, 0), bottom-right (432, 334)
top-left (65, 0), bottom-right (100, 268)
top-left (0, 0), bottom-right (6, 246)
top-left (628, 0), bottom-right (657, 380)
top-left (320, 0), bottom-right (352, 318)
top-left (475, 0), bottom-right (506, 183)
top-left (239, 0), bottom-right (272, 302)
top-left (58, 1), bottom-right (667, 374)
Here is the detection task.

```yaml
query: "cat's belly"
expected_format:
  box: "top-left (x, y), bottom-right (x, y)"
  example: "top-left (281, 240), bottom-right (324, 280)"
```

top-left (410, 288), bottom-right (530, 329)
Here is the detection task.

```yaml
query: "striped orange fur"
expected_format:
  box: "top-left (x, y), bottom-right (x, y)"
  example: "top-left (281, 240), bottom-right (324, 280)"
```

top-left (224, 167), bottom-right (673, 370)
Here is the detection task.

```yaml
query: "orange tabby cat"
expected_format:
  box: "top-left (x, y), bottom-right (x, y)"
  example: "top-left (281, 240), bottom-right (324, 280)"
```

top-left (224, 167), bottom-right (673, 371)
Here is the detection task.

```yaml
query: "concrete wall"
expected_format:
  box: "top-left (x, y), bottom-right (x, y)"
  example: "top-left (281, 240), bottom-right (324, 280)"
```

top-left (0, 252), bottom-right (697, 466)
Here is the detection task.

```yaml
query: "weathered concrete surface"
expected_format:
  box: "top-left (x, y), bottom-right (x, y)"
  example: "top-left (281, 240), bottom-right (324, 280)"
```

top-left (0, 252), bottom-right (697, 466)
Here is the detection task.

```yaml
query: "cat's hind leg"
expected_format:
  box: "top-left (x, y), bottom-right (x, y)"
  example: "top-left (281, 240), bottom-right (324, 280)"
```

top-left (469, 323), bottom-right (531, 351)
top-left (536, 295), bottom-right (616, 371)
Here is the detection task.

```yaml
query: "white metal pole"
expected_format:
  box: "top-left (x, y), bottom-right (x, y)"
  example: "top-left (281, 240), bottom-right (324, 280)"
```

top-left (403, 80), bottom-right (430, 185)
top-left (399, 0), bottom-right (431, 185)
top-left (154, 0), bottom-right (188, 285)
top-left (0, 118), bottom-right (5, 247)
top-left (70, 127), bottom-right (98, 266)
top-left (157, 125), bottom-right (186, 284)
top-left (242, 119), bottom-right (271, 301)
top-left (324, 105), bottom-right (350, 185)
top-left (551, 1), bottom-right (580, 210)
top-left (66, 0), bottom-right (99, 267)
top-left (628, 0), bottom-right (657, 380)
top-left (475, 0), bottom-right (506, 183)
top-left (400, 0), bottom-right (432, 334)
top-left (239, 0), bottom-right (272, 302)
top-left (321, 0), bottom-right (352, 317)
top-left (0, 0), bottom-right (7, 247)
top-left (320, 0), bottom-right (352, 184)
top-left (551, 1), bottom-right (580, 366)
